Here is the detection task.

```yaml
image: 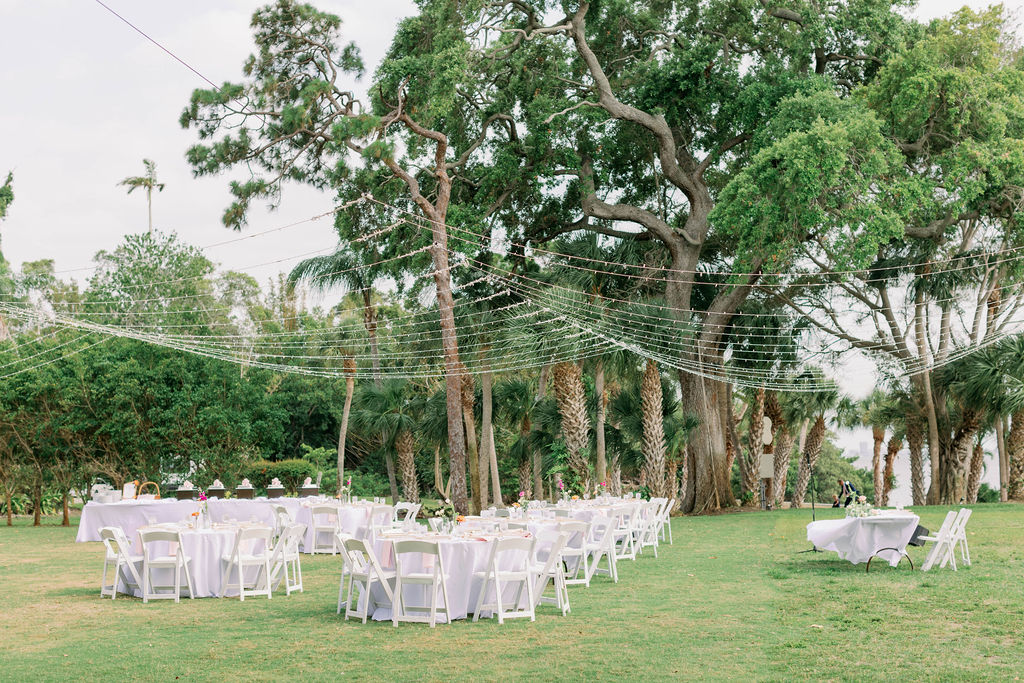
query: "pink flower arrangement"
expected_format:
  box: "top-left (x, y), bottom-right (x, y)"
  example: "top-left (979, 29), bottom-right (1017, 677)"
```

top-left (557, 480), bottom-right (565, 490)
top-left (198, 492), bottom-right (208, 502)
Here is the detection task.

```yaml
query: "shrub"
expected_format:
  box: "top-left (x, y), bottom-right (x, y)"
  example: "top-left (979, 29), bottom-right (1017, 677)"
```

top-left (245, 459), bottom-right (316, 493)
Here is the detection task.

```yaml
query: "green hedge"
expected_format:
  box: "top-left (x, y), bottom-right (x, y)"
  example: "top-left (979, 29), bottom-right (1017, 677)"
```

top-left (244, 459), bottom-right (316, 493)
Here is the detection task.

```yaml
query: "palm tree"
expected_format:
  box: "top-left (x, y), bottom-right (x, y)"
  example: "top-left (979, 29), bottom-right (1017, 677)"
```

top-left (765, 392), bottom-right (794, 508)
top-left (640, 358), bottom-right (668, 497)
top-left (289, 249), bottom-right (400, 502)
top-left (858, 390), bottom-right (892, 504)
top-left (351, 380), bottom-right (425, 503)
top-left (789, 373), bottom-right (842, 508)
top-left (743, 387), bottom-right (766, 506)
top-left (495, 377), bottom-right (543, 497)
top-left (118, 159), bottom-right (165, 234)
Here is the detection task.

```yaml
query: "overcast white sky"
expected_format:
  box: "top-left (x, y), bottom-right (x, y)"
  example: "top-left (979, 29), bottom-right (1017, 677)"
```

top-left (0, 0), bottom-right (1019, 500)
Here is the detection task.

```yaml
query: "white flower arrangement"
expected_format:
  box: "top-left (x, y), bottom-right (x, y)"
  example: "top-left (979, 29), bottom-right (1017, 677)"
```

top-left (846, 495), bottom-right (880, 518)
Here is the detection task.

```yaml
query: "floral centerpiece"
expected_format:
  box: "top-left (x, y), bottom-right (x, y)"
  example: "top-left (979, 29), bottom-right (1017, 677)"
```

top-left (191, 491), bottom-right (210, 528)
top-left (557, 478), bottom-right (569, 502)
top-left (594, 481), bottom-right (608, 498)
top-left (337, 477), bottom-right (352, 503)
top-left (431, 498), bottom-right (457, 533)
top-left (846, 496), bottom-right (880, 518)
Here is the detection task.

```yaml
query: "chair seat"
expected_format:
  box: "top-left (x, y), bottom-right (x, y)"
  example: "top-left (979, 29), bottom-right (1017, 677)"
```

top-left (400, 572), bottom-right (448, 582)
top-left (147, 555), bottom-right (189, 565)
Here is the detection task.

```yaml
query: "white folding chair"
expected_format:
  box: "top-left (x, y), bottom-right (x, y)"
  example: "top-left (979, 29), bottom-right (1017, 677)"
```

top-left (584, 515), bottom-right (619, 584)
top-left (531, 530), bottom-right (571, 616)
top-left (473, 536), bottom-right (537, 624)
top-left (99, 527), bottom-right (142, 599)
top-left (392, 540), bottom-right (452, 627)
top-left (393, 502), bottom-right (420, 522)
top-left (270, 504), bottom-right (293, 544)
top-left (557, 520), bottom-right (592, 587)
top-left (920, 511), bottom-right (958, 572)
top-left (310, 504), bottom-right (341, 554)
top-left (427, 517), bottom-right (442, 532)
top-left (139, 528), bottom-right (195, 603)
top-left (268, 523), bottom-right (306, 596)
top-left (339, 537), bottom-right (395, 623)
top-left (611, 505), bottom-right (638, 561)
top-left (950, 508), bottom-right (973, 568)
top-left (637, 501), bottom-right (663, 558)
top-left (369, 504), bottom-right (397, 540)
top-left (220, 526), bottom-right (274, 600)
top-left (659, 498), bottom-right (675, 544)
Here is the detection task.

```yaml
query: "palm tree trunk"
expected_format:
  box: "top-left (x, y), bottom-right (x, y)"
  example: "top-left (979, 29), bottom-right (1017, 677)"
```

top-left (396, 429), bottom-right (418, 503)
top-left (461, 372), bottom-right (482, 514)
top-left (32, 476), bottom-right (42, 526)
top-left (480, 360), bottom-right (501, 505)
top-left (771, 427), bottom-right (793, 508)
top-left (337, 358), bottom-right (355, 494)
top-left (533, 365), bottom-right (549, 499)
top-left (610, 452), bottom-right (622, 497)
top-left (62, 490), bottom-right (69, 527)
top-left (1008, 409), bottom-right (1024, 501)
top-left (882, 436), bottom-right (900, 506)
top-left (791, 414), bottom-right (825, 508)
top-left (944, 408), bottom-right (980, 503)
top-left (553, 361), bottom-right (591, 492)
top-left (872, 428), bottom-right (885, 504)
top-left (907, 417), bottom-right (926, 506)
top-left (640, 359), bottom-right (667, 498)
top-left (914, 284), bottom-right (942, 505)
top-left (595, 359), bottom-right (607, 485)
top-left (966, 441), bottom-right (984, 504)
top-left (516, 459), bottom-right (532, 498)
top-left (361, 291), bottom-right (398, 502)
top-left (996, 416), bottom-right (1008, 502)
top-left (743, 388), bottom-right (765, 506)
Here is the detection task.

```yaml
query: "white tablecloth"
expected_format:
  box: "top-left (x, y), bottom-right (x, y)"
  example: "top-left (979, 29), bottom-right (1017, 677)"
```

top-left (117, 523), bottom-right (270, 598)
top-left (77, 500), bottom-right (199, 544)
top-left (807, 513), bottom-right (920, 566)
top-left (364, 532), bottom-right (532, 622)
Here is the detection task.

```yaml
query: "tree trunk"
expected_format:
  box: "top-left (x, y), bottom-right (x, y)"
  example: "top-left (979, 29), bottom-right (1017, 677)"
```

top-left (362, 284), bottom-right (397, 504)
top-left (913, 285), bottom-right (942, 506)
top-left (907, 417), bottom-right (926, 506)
top-left (610, 452), bottom-right (622, 497)
top-left (461, 373), bottom-right (482, 514)
top-left (640, 359), bottom-right (667, 498)
top-left (480, 361), bottom-right (501, 506)
top-left (62, 490), bottom-right (70, 527)
top-left (1008, 409), bottom-right (1024, 501)
top-left (478, 363), bottom-right (493, 507)
top-left (772, 427), bottom-right (793, 508)
top-left (553, 361), bottom-right (592, 492)
top-left (337, 357), bottom-right (355, 495)
top-left (941, 409), bottom-right (980, 503)
top-left (396, 429), bottom-right (418, 504)
top-left (743, 388), bottom-right (765, 506)
top-left (5, 490), bottom-right (11, 526)
top-left (872, 428), bottom-right (885, 504)
top-left (33, 476), bottom-right (42, 526)
top-left (679, 371), bottom-right (732, 513)
top-left (966, 441), bottom-right (984, 504)
top-left (533, 365), bottom-right (549, 499)
top-left (882, 436), bottom-right (900, 507)
top-left (594, 359), bottom-right (607, 485)
top-left (996, 416), bottom-right (1008, 502)
top-left (791, 414), bottom-right (825, 508)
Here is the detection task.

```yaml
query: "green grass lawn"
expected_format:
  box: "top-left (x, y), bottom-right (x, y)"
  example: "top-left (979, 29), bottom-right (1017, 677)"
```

top-left (1, 505), bottom-right (1022, 682)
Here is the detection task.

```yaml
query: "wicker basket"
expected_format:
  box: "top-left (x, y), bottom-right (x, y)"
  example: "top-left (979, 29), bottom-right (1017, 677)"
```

top-left (267, 487), bottom-right (285, 499)
top-left (299, 486), bottom-right (319, 497)
top-left (137, 481), bottom-right (161, 499)
top-left (206, 487), bottom-right (227, 499)
top-left (235, 487), bottom-right (255, 499)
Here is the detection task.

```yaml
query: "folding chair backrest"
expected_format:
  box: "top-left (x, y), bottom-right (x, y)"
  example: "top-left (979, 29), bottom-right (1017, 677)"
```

top-left (370, 505), bottom-right (394, 526)
top-left (534, 530), bottom-right (569, 574)
top-left (951, 508), bottom-right (972, 537)
top-left (100, 526), bottom-right (131, 557)
top-left (394, 502), bottom-right (413, 521)
top-left (589, 515), bottom-right (614, 546)
top-left (935, 510), bottom-right (958, 539)
top-left (232, 525), bottom-right (273, 558)
top-left (494, 508), bottom-right (511, 518)
top-left (139, 529), bottom-right (181, 560)
top-left (311, 505), bottom-right (339, 523)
